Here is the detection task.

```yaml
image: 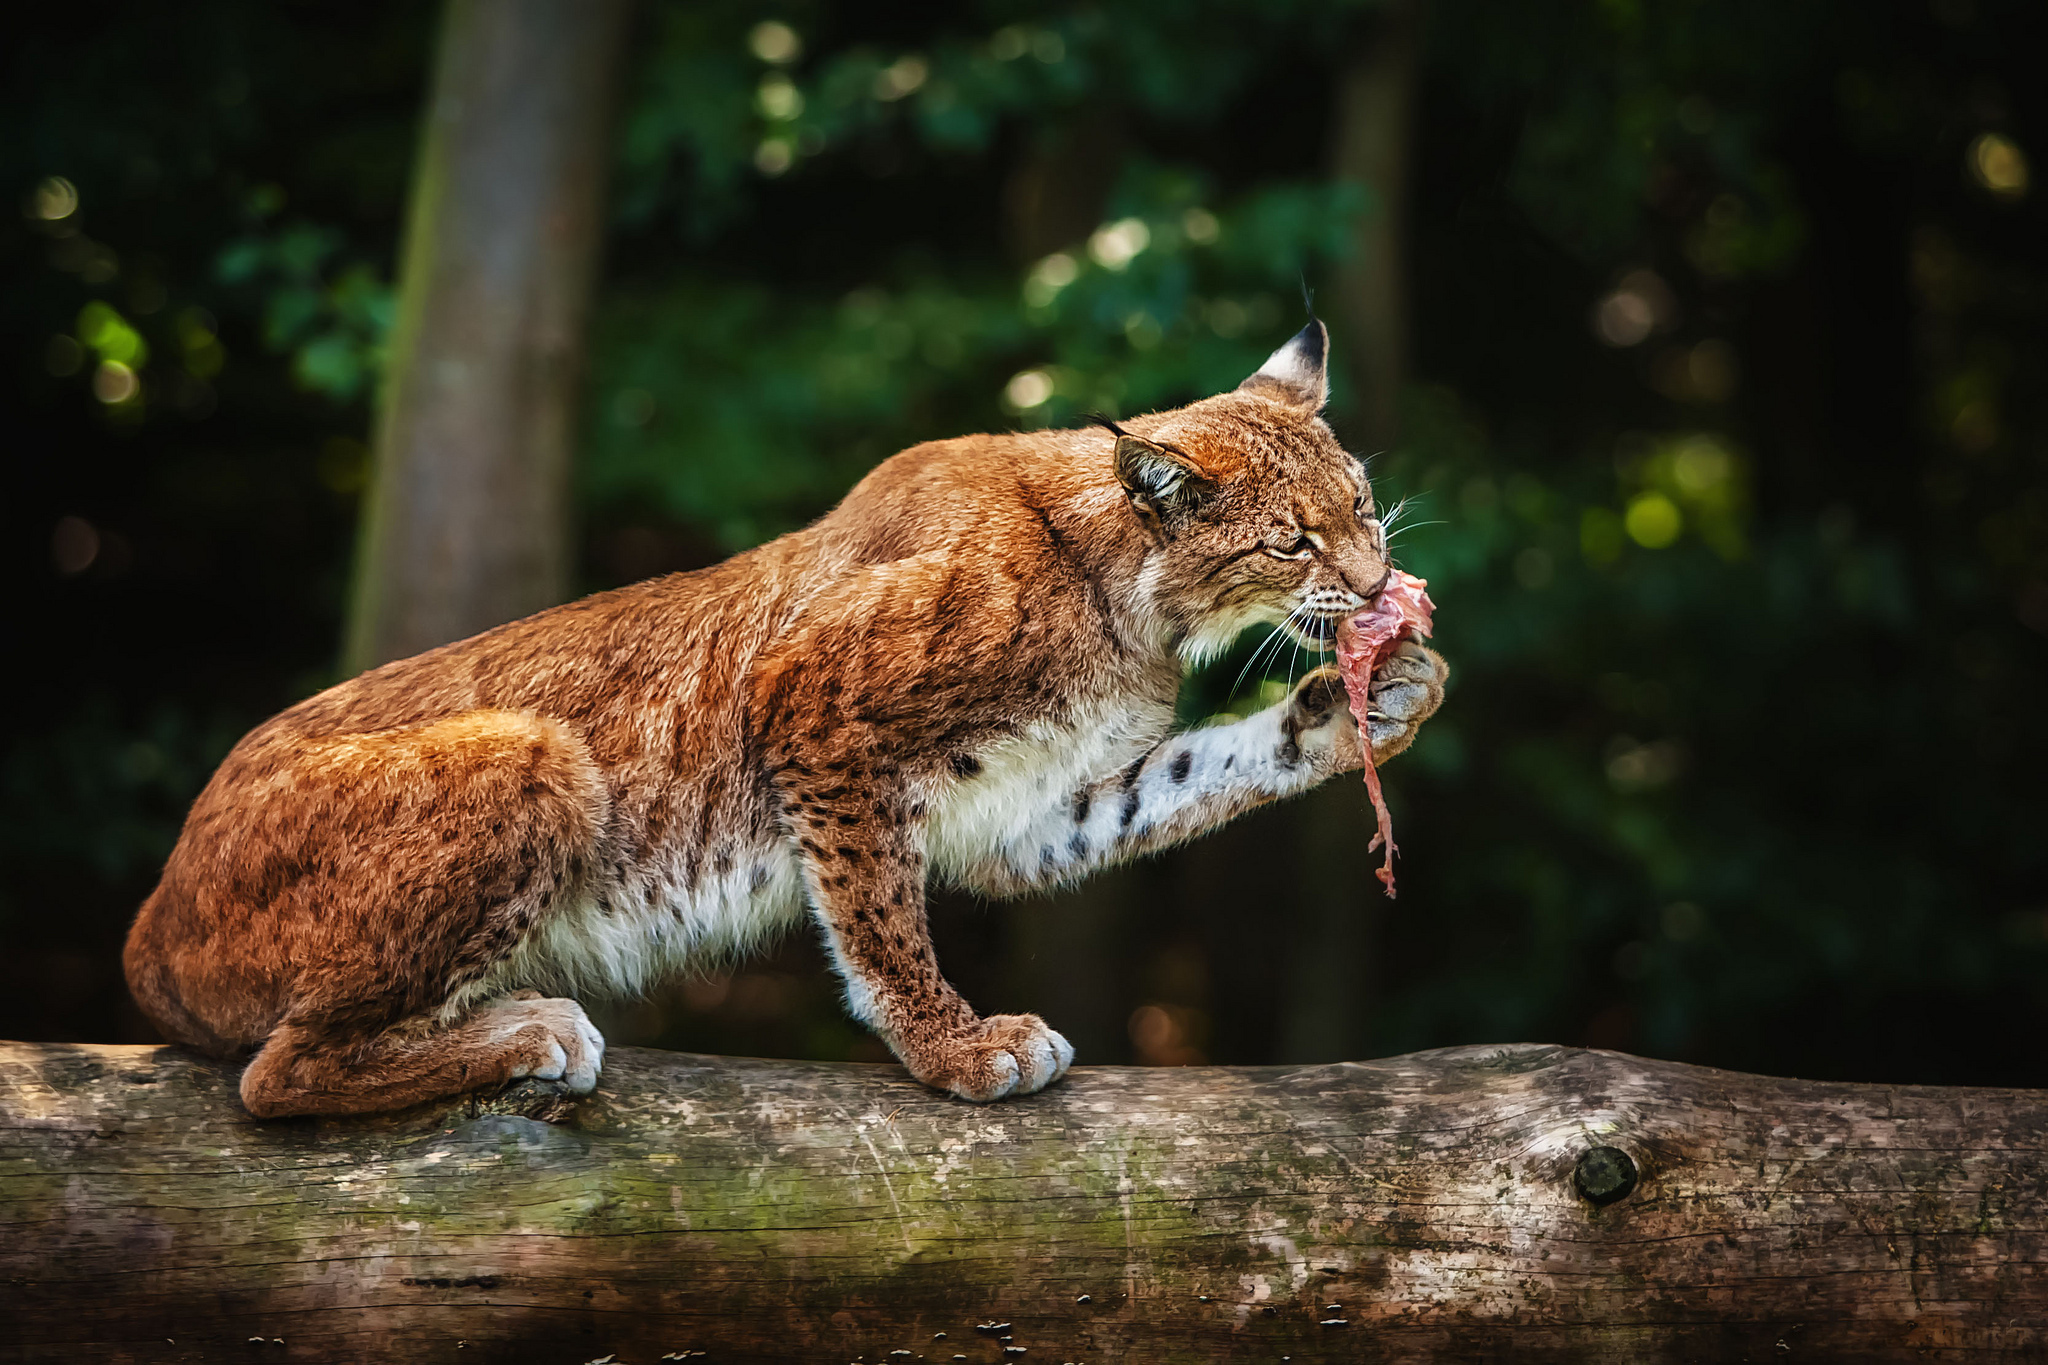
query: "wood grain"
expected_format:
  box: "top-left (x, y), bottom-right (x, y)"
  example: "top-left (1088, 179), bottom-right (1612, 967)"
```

top-left (3, 1041), bottom-right (2044, 1362)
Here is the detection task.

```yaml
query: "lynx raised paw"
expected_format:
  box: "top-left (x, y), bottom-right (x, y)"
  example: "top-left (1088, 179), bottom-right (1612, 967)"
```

top-left (481, 992), bottom-right (606, 1094)
top-left (1282, 664), bottom-right (1364, 771)
top-left (1364, 640), bottom-right (1449, 753)
top-left (910, 1013), bottom-right (1074, 1102)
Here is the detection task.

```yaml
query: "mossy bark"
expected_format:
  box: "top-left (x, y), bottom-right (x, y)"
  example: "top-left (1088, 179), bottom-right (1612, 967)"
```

top-left (3, 1041), bottom-right (2044, 1362)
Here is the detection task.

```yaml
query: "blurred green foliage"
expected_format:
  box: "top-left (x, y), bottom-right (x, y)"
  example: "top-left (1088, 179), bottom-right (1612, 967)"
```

top-left (5, 0), bottom-right (2045, 1083)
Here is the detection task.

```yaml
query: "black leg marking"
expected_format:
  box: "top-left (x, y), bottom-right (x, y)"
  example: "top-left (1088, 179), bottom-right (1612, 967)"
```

top-left (1170, 751), bottom-right (1193, 783)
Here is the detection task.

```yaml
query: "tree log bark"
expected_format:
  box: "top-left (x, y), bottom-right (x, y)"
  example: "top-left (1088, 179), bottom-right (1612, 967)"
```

top-left (343, 0), bottom-right (630, 673)
top-left (3, 1041), bottom-right (2044, 1362)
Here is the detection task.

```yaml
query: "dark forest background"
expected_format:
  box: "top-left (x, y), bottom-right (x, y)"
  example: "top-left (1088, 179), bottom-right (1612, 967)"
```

top-left (6, 0), bottom-right (2046, 1087)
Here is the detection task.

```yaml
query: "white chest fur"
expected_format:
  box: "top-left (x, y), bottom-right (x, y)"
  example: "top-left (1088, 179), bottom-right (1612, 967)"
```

top-left (925, 694), bottom-right (1173, 884)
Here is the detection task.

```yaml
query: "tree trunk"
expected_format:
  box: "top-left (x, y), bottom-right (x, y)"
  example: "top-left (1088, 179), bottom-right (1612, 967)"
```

top-left (4, 1041), bottom-right (2044, 1362)
top-left (1329, 0), bottom-right (1423, 453)
top-left (343, 0), bottom-right (630, 674)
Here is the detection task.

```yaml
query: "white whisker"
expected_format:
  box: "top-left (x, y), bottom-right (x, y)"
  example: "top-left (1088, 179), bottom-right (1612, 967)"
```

top-left (1225, 600), bottom-right (1317, 707)
top-left (1384, 518), bottom-right (1445, 545)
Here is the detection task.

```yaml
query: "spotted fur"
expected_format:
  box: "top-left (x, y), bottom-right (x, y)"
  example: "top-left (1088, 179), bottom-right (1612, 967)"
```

top-left (122, 323), bottom-right (1448, 1115)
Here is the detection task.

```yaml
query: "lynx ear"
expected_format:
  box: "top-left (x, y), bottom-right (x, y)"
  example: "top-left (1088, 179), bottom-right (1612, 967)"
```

top-left (1096, 420), bottom-right (1212, 525)
top-left (1237, 319), bottom-right (1329, 412)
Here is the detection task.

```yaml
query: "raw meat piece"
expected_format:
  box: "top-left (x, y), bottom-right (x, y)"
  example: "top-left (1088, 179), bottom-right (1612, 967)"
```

top-left (1333, 570), bottom-right (1437, 899)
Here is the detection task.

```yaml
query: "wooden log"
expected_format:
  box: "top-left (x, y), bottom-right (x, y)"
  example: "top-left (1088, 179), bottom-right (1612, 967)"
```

top-left (3, 1041), bottom-right (2044, 1362)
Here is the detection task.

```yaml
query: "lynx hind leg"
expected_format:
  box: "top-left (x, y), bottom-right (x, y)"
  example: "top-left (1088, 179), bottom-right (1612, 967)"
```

top-left (239, 994), bottom-right (605, 1119)
top-left (218, 708), bottom-right (614, 1119)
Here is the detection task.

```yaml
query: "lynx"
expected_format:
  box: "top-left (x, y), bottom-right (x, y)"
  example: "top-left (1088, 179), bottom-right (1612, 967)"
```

top-left (123, 322), bottom-right (1448, 1117)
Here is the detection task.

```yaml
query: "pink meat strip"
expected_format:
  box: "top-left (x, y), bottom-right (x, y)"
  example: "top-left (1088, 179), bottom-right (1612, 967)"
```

top-left (1333, 570), bottom-right (1437, 899)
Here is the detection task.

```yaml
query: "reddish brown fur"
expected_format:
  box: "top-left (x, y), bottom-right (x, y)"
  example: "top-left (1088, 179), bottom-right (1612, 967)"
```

top-left (125, 324), bottom-right (1447, 1115)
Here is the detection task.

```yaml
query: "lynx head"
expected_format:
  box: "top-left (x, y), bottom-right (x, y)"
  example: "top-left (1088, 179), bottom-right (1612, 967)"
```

top-left (1103, 321), bottom-right (1392, 663)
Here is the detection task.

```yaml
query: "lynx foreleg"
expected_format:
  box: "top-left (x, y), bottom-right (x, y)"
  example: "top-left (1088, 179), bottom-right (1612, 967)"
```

top-left (957, 653), bottom-right (1441, 896)
top-left (771, 754), bottom-right (1072, 1102)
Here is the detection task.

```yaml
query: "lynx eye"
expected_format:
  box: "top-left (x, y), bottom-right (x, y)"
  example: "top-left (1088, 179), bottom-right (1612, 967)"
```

top-left (1263, 535), bottom-right (1314, 561)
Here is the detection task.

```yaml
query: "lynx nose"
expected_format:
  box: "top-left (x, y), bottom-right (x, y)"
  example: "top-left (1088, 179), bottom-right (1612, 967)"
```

top-left (1344, 567), bottom-right (1392, 604)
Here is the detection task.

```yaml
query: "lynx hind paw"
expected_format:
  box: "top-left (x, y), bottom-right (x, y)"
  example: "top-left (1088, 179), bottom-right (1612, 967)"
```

top-left (483, 994), bottom-right (606, 1094)
top-left (927, 1014), bottom-right (1074, 1102)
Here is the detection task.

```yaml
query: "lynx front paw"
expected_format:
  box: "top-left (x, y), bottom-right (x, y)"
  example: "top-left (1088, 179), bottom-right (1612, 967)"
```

top-left (1365, 641), bottom-right (1449, 755)
top-left (909, 1013), bottom-right (1075, 1102)
top-left (481, 992), bottom-right (606, 1094)
top-left (1283, 665), bottom-right (1364, 771)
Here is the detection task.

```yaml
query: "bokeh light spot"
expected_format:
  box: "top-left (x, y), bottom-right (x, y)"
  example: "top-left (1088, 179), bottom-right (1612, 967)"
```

top-left (77, 301), bottom-right (147, 367)
top-left (757, 73), bottom-right (802, 121)
top-left (747, 21), bottom-right (801, 65)
top-left (1625, 492), bottom-right (1683, 548)
top-left (1088, 217), bottom-right (1150, 271)
top-left (873, 55), bottom-right (928, 102)
top-left (31, 175), bottom-right (79, 221)
top-left (1592, 270), bottom-right (1675, 347)
top-left (1968, 132), bottom-right (2029, 199)
top-left (1023, 252), bottom-right (1078, 308)
top-left (1671, 436), bottom-right (1734, 495)
top-left (1004, 369), bottom-right (1053, 409)
top-left (93, 360), bottom-right (139, 404)
top-left (1128, 1003), bottom-right (1205, 1065)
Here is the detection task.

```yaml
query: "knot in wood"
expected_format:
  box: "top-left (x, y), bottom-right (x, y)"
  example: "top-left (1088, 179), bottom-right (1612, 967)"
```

top-left (1572, 1145), bottom-right (1638, 1206)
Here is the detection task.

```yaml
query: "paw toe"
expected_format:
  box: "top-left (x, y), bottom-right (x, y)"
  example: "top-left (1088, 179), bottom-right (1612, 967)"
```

top-left (1024, 1025), bottom-right (1077, 1092)
top-left (950, 1049), bottom-right (1020, 1103)
top-left (1369, 679), bottom-right (1431, 723)
top-left (1015, 1036), bottom-right (1057, 1091)
top-left (1289, 665), bottom-right (1348, 720)
top-left (1049, 1029), bottom-right (1076, 1078)
top-left (517, 1035), bottom-right (569, 1083)
top-left (486, 996), bottom-right (605, 1094)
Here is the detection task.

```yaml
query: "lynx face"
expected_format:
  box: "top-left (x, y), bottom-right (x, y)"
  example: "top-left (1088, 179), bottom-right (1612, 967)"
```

top-left (1108, 323), bottom-right (1394, 664)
